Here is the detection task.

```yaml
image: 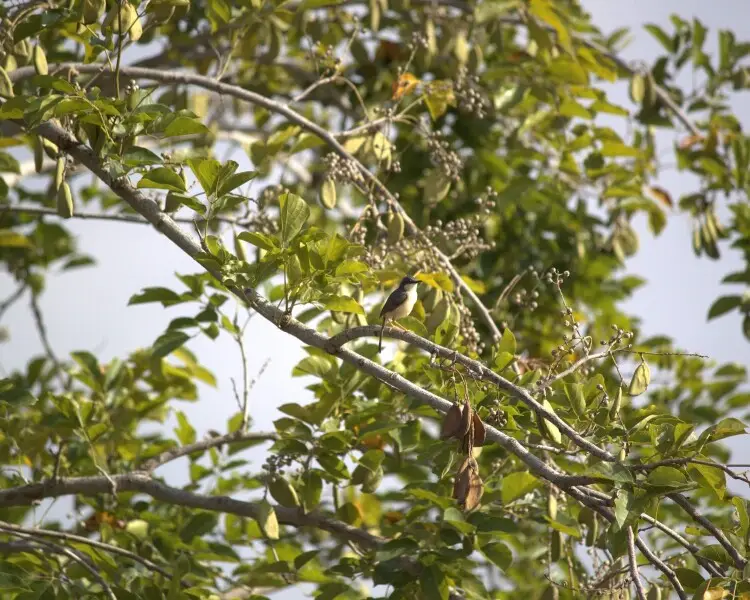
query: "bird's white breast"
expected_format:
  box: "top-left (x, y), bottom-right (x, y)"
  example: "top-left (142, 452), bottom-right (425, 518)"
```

top-left (390, 285), bottom-right (418, 319)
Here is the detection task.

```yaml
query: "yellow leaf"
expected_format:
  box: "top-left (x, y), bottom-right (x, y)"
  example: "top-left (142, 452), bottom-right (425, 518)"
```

top-left (530, 0), bottom-right (573, 55)
top-left (703, 588), bottom-right (729, 600)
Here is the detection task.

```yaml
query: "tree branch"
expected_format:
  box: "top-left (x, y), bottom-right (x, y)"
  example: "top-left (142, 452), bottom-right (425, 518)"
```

top-left (327, 324), bottom-right (616, 461)
top-left (670, 492), bottom-right (747, 569)
top-left (2, 204), bottom-right (253, 227)
top-left (9, 63), bottom-right (503, 342)
top-left (140, 430), bottom-right (278, 473)
top-left (0, 472), bottom-right (384, 549)
top-left (627, 527), bottom-right (647, 600)
top-left (1, 525), bottom-right (116, 600)
top-left (0, 520), bottom-right (176, 583)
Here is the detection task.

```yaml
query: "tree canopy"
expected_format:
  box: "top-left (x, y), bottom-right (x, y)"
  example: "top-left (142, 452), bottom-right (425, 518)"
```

top-left (1, 0), bottom-right (750, 599)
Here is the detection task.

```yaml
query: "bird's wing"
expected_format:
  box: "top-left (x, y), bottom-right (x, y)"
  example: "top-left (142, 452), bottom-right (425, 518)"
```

top-left (380, 289), bottom-right (406, 317)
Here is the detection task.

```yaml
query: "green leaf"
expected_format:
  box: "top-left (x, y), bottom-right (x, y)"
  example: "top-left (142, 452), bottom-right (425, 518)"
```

top-left (398, 316), bottom-right (428, 337)
top-left (217, 170), bottom-right (257, 197)
top-left (613, 488), bottom-right (632, 528)
top-left (279, 192), bottom-right (310, 245)
top-left (188, 158), bottom-right (221, 197)
top-left (321, 295), bottom-right (365, 315)
top-left (152, 330), bottom-right (189, 358)
top-left (123, 146), bottom-right (163, 168)
top-left (481, 542), bottom-right (513, 570)
top-left (237, 231), bottom-right (277, 251)
top-left (646, 466), bottom-right (692, 490)
top-left (335, 260), bottom-right (368, 276)
top-left (696, 544), bottom-right (734, 566)
top-left (0, 151), bottom-right (20, 173)
top-left (530, 0), bottom-right (572, 55)
top-left (420, 564), bottom-right (449, 600)
top-left (0, 230), bottom-right (33, 248)
top-left (501, 471), bottom-right (539, 504)
top-left (423, 80), bottom-right (456, 121)
top-left (497, 328), bottom-right (516, 356)
top-left (540, 399), bottom-right (562, 444)
top-left (644, 23), bottom-right (675, 53)
top-left (688, 463), bottom-right (726, 500)
top-left (317, 453), bottom-right (350, 480)
top-left (707, 296), bottom-right (742, 320)
top-left (256, 500), bottom-right (279, 540)
top-left (628, 361), bottom-right (650, 396)
top-left (162, 115), bottom-right (209, 137)
top-left (138, 168), bottom-right (186, 192)
top-left (174, 411), bottom-right (196, 445)
top-left (129, 287), bottom-right (184, 307)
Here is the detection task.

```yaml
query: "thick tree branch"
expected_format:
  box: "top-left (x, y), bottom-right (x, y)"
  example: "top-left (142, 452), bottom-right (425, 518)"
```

top-left (0, 472), bottom-right (383, 549)
top-left (9, 63), bottom-right (503, 342)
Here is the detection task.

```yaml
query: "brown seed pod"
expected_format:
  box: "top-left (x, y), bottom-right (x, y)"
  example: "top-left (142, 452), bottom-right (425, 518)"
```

top-left (458, 399), bottom-right (472, 438)
top-left (464, 468), bottom-right (484, 511)
top-left (472, 412), bottom-right (486, 447)
top-left (440, 402), bottom-right (464, 439)
top-left (453, 456), bottom-right (483, 511)
top-left (452, 456), bottom-right (472, 504)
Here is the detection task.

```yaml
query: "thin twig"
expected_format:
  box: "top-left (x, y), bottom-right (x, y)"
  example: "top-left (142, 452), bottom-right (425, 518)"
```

top-left (3, 204), bottom-right (251, 226)
top-left (29, 293), bottom-right (67, 389)
top-left (0, 283), bottom-right (27, 322)
top-left (0, 520), bottom-right (178, 583)
top-left (0, 526), bottom-right (117, 600)
top-left (670, 493), bottom-right (747, 569)
top-left (626, 527), bottom-right (647, 600)
top-left (140, 431), bottom-right (277, 473)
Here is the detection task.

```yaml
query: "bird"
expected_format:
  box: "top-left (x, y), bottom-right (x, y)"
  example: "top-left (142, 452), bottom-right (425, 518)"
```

top-left (378, 275), bottom-right (419, 353)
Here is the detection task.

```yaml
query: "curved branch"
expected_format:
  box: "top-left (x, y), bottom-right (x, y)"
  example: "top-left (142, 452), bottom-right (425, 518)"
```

top-left (670, 493), bottom-right (747, 569)
top-left (0, 520), bottom-right (176, 582)
top-left (2, 204), bottom-right (252, 227)
top-left (141, 430), bottom-right (278, 472)
top-left (327, 324), bottom-right (616, 461)
top-left (2, 526), bottom-right (117, 599)
top-left (20, 118), bottom-right (597, 494)
top-left (9, 63), bottom-right (502, 342)
top-left (0, 472), bottom-right (383, 549)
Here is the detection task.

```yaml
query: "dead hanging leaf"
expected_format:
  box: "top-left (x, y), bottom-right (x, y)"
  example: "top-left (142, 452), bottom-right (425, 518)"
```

top-left (392, 72), bottom-right (420, 101)
top-left (645, 185), bottom-right (673, 208)
top-left (703, 589), bottom-right (730, 600)
top-left (453, 457), bottom-right (483, 511)
top-left (375, 40), bottom-right (404, 64)
top-left (679, 134), bottom-right (705, 150)
top-left (453, 457), bottom-right (471, 504)
top-left (472, 412), bottom-right (486, 447)
top-left (458, 399), bottom-right (472, 438)
top-left (440, 402), bottom-right (465, 439)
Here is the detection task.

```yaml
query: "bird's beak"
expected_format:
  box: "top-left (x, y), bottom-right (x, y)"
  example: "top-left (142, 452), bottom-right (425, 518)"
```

top-left (405, 276), bottom-right (420, 285)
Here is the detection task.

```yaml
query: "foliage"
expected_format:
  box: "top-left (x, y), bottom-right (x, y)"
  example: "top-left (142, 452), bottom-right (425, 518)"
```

top-left (1, 0), bottom-right (750, 599)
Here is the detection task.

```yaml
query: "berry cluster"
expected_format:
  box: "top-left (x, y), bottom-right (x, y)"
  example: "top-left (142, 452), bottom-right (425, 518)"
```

top-left (323, 152), bottom-right (365, 185)
top-left (453, 65), bottom-right (488, 119)
top-left (426, 131), bottom-right (463, 182)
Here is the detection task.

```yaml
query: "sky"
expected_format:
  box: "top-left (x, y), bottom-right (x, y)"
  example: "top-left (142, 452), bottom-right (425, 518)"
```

top-left (1, 0), bottom-right (750, 596)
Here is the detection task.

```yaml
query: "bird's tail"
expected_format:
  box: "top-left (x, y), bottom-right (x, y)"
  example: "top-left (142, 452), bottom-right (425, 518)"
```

top-left (378, 318), bottom-right (385, 353)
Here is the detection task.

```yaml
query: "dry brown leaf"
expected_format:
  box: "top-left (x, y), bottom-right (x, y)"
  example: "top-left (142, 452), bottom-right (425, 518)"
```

top-left (472, 412), bottom-right (486, 447)
top-left (392, 72), bottom-right (420, 101)
top-left (440, 402), bottom-right (464, 439)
